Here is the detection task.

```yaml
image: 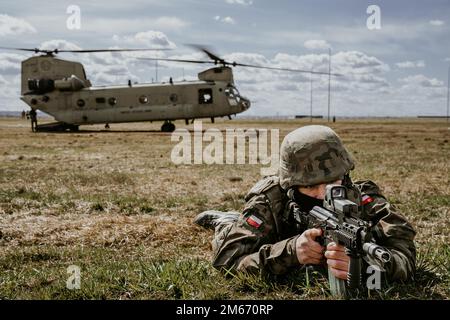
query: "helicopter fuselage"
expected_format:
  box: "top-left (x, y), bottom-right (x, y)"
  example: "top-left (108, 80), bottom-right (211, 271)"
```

top-left (19, 55), bottom-right (250, 130)
top-left (21, 80), bottom-right (249, 125)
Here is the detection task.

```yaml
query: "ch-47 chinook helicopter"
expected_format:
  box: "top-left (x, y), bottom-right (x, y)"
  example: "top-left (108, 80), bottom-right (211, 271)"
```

top-left (1, 45), bottom-right (339, 132)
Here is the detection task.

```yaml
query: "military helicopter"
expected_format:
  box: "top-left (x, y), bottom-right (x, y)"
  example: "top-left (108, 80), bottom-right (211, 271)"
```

top-left (1, 45), bottom-right (339, 132)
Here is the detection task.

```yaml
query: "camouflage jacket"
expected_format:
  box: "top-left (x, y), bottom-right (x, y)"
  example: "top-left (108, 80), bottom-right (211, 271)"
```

top-left (211, 176), bottom-right (416, 282)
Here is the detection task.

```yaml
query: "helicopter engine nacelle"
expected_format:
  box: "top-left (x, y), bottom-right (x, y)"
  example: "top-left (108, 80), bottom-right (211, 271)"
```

top-left (198, 66), bottom-right (234, 83)
top-left (27, 78), bottom-right (55, 94)
top-left (21, 55), bottom-right (90, 95)
top-left (54, 75), bottom-right (86, 91)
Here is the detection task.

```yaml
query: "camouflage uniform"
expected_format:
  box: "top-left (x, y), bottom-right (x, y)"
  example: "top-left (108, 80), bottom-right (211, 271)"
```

top-left (211, 176), bottom-right (416, 282)
top-left (210, 126), bottom-right (416, 282)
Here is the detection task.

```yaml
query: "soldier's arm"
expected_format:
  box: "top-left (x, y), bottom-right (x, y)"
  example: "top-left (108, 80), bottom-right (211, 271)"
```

top-left (212, 193), bottom-right (301, 275)
top-left (371, 202), bottom-right (416, 281)
top-left (359, 182), bottom-right (416, 282)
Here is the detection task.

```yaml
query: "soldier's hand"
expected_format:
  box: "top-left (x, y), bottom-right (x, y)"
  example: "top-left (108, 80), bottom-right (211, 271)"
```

top-left (295, 228), bottom-right (325, 265)
top-left (325, 242), bottom-right (350, 280)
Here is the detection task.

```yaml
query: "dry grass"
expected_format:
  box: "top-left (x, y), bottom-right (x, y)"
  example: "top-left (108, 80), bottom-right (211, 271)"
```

top-left (0, 117), bottom-right (449, 299)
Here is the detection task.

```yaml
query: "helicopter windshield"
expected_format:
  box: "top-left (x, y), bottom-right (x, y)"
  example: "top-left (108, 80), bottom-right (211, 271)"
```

top-left (225, 86), bottom-right (241, 105)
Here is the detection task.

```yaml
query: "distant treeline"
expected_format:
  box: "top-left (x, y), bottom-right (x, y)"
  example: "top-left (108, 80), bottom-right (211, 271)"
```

top-left (0, 111), bottom-right (22, 117)
top-left (0, 110), bottom-right (49, 117)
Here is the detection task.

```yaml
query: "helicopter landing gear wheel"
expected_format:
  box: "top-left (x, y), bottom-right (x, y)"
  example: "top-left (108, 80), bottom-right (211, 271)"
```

top-left (161, 121), bottom-right (175, 132)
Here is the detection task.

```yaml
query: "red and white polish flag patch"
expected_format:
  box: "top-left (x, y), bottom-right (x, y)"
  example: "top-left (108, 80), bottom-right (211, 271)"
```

top-left (246, 215), bottom-right (263, 229)
top-left (362, 195), bottom-right (374, 205)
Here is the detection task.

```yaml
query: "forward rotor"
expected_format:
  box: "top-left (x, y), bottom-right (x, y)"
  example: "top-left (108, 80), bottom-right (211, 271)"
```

top-left (138, 44), bottom-right (342, 76)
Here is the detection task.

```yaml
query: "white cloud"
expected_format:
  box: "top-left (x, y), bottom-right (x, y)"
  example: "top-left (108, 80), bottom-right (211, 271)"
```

top-left (35, 39), bottom-right (143, 86)
top-left (214, 16), bottom-right (236, 24)
top-left (146, 16), bottom-right (189, 30)
top-left (304, 40), bottom-right (330, 50)
top-left (91, 71), bottom-right (139, 86)
top-left (273, 52), bottom-right (329, 74)
top-left (221, 50), bottom-right (391, 97)
top-left (225, 52), bottom-right (269, 66)
top-left (145, 52), bottom-right (209, 71)
top-left (39, 39), bottom-right (82, 51)
top-left (82, 56), bottom-right (140, 85)
top-left (223, 52), bottom-right (278, 83)
top-left (264, 30), bottom-right (323, 45)
top-left (399, 74), bottom-right (444, 87)
top-left (112, 31), bottom-right (176, 49)
top-left (330, 51), bottom-right (390, 74)
top-left (223, 17), bottom-right (236, 25)
top-left (445, 58), bottom-right (450, 62)
top-left (63, 16), bottom-right (188, 35)
top-left (226, 0), bottom-right (253, 5)
top-left (0, 52), bottom-right (26, 75)
top-left (395, 60), bottom-right (425, 68)
top-left (0, 73), bottom-right (21, 108)
top-left (429, 20), bottom-right (445, 26)
top-left (315, 21), bottom-right (448, 56)
top-left (0, 14), bottom-right (36, 36)
top-left (219, 50), bottom-right (390, 96)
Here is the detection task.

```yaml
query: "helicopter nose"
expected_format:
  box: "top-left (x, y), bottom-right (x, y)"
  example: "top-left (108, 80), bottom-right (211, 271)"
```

top-left (240, 97), bottom-right (251, 110)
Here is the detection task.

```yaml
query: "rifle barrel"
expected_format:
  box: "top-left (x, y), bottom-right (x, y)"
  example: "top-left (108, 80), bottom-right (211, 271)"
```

top-left (363, 242), bottom-right (391, 263)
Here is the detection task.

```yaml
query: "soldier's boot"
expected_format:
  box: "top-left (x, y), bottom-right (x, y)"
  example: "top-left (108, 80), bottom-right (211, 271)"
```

top-left (193, 210), bottom-right (239, 230)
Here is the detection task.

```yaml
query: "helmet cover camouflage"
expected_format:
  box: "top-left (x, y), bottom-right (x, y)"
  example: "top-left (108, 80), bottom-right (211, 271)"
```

top-left (279, 125), bottom-right (355, 190)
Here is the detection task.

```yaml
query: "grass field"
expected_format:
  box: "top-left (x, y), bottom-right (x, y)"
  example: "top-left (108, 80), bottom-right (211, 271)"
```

top-left (0, 117), bottom-right (449, 300)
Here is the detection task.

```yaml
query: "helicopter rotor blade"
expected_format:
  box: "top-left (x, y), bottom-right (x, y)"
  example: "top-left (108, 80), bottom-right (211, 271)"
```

top-left (58, 48), bottom-right (172, 53)
top-left (137, 57), bottom-right (213, 64)
top-left (186, 44), bottom-right (342, 76)
top-left (233, 62), bottom-right (342, 76)
top-left (186, 44), bottom-right (225, 64)
top-left (0, 46), bottom-right (45, 53)
top-left (0, 46), bottom-right (171, 54)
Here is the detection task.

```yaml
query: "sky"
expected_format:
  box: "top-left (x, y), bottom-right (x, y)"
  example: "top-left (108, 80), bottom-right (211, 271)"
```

top-left (0, 0), bottom-right (449, 117)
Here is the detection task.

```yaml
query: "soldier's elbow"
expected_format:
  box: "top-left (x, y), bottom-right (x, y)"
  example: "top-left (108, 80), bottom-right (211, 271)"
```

top-left (388, 249), bottom-right (416, 282)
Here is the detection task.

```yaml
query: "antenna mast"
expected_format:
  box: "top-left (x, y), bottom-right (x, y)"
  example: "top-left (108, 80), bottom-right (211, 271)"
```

top-left (310, 70), bottom-right (313, 122)
top-left (327, 48), bottom-right (331, 122)
top-left (447, 66), bottom-right (449, 122)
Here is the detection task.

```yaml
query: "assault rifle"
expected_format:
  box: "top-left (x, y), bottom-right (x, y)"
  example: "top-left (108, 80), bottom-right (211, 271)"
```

top-left (287, 185), bottom-right (391, 298)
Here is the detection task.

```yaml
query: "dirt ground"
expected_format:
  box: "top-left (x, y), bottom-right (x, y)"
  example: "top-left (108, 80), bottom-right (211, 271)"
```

top-left (0, 117), bottom-right (448, 299)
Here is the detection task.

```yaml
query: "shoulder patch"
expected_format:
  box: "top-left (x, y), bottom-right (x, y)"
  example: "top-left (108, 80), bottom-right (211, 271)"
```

top-left (240, 209), bottom-right (271, 235)
top-left (362, 194), bottom-right (374, 205)
top-left (246, 215), bottom-right (263, 229)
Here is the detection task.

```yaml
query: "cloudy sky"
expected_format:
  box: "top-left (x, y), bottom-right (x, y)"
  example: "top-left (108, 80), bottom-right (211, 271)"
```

top-left (0, 0), bottom-right (449, 117)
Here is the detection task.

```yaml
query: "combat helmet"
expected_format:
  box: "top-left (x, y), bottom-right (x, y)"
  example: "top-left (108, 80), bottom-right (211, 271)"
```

top-left (279, 125), bottom-right (355, 190)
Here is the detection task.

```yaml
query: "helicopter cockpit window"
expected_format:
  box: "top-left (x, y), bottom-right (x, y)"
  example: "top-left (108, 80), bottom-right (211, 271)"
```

top-left (108, 97), bottom-right (117, 106)
top-left (225, 86), bottom-right (241, 106)
top-left (139, 95), bottom-right (149, 104)
top-left (227, 86), bottom-right (240, 96)
top-left (199, 88), bottom-right (213, 104)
